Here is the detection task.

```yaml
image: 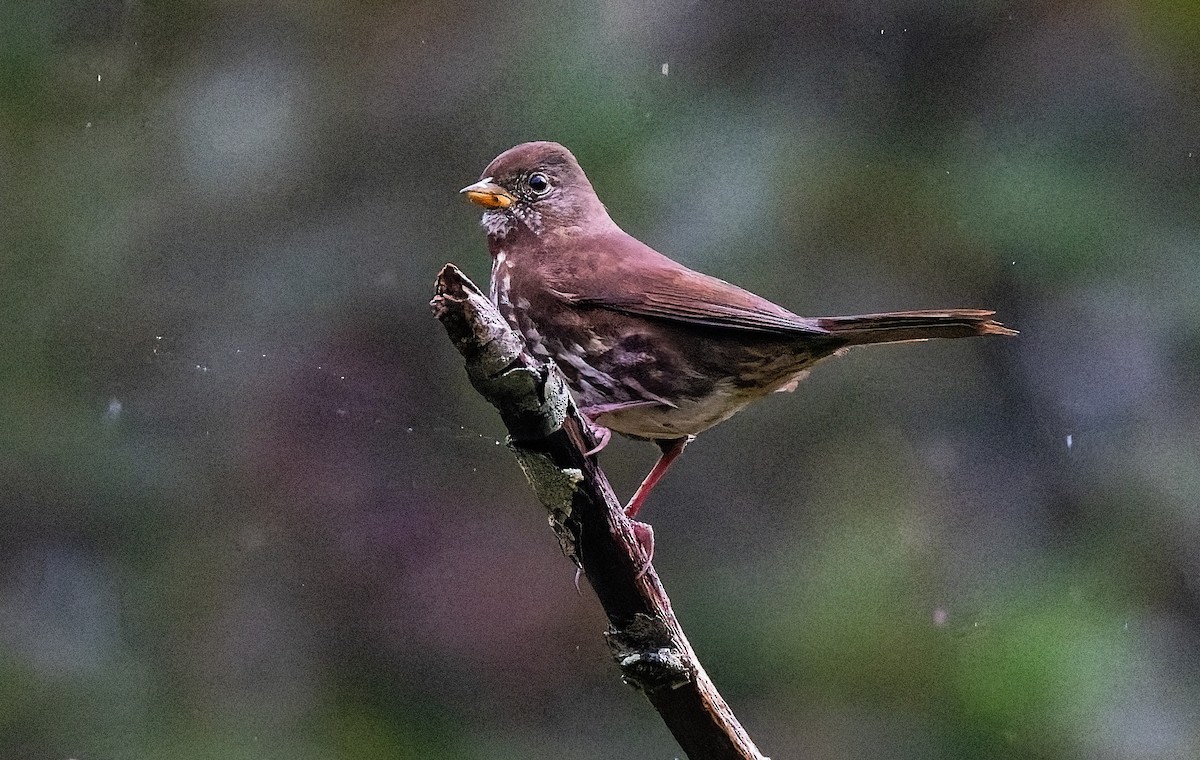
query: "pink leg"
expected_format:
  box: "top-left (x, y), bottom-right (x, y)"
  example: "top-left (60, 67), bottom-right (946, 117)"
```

top-left (625, 437), bottom-right (691, 576)
top-left (625, 436), bottom-right (692, 518)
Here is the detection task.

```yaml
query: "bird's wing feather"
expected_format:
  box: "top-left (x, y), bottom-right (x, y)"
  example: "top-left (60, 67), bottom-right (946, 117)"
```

top-left (577, 288), bottom-right (830, 335)
top-left (548, 230), bottom-right (830, 337)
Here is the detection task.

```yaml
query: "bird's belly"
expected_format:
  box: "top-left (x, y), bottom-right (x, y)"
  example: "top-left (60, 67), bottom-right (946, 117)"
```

top-left (594, 381), bottom-right (763, 439)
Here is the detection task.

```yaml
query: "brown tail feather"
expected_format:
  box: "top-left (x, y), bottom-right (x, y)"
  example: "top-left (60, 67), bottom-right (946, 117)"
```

top-left (816, 309), bottom-right (1017, 346)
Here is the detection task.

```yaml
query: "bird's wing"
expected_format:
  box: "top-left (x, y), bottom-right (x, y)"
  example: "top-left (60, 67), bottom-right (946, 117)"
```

top-left (551, 231), bottom-right (830, 337)
top-left (573, 287), bottom-right (831, 335)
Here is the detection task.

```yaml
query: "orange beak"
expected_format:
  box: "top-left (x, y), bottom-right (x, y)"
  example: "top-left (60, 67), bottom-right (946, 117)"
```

top-left (460, 178), bottom-right (514, 210)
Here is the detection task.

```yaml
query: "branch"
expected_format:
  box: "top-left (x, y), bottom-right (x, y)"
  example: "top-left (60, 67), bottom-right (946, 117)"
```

top-left (431, 263), bottom-right (768, 760)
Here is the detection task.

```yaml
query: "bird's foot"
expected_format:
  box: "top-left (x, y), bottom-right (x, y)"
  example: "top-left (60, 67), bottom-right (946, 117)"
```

top-left (583, 423), bottom-right (611, 457)
top-left (629, 519), bottom-right (655, 578)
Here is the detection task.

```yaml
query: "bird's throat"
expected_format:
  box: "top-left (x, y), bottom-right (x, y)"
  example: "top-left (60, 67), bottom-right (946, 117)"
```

top-left (481, 205), bottom-right (542, 240)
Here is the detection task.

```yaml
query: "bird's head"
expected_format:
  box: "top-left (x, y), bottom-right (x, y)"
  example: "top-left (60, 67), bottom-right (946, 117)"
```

top-left (461, 141), bottom-right (611, 239)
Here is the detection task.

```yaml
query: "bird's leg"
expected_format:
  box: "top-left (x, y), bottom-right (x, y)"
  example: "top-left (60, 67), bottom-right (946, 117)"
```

top-left (625, 436), bottom-right (693, 575)
top-left (575, 401), bottom-right (692, 573)
top-left (626, 436), bottom-right (692, 519)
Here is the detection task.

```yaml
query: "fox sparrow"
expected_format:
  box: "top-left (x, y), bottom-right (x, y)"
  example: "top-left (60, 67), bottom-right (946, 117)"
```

top-left (462, 141), bottom-right (1015, 532)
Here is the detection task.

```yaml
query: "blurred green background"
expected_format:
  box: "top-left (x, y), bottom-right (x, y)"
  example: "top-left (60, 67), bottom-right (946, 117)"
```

top-left (3, 1), bottom-right (1200, 758)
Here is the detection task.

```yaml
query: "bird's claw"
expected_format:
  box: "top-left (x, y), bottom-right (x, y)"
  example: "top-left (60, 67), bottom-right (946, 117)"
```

top-left (583, 422), bottom-right (611, 456)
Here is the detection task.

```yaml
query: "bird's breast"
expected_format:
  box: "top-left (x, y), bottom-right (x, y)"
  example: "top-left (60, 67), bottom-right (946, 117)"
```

top-left (490, 254), bottom-right (635, 405)
top-left (490, 249), bottom-right (513, 312)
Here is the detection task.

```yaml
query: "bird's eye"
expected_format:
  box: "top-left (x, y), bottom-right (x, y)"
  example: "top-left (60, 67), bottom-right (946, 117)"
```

top-left (527, 172), bottom-right (551, 196)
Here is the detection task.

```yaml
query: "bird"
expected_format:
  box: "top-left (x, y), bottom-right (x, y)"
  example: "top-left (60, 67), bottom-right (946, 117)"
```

top-left (461, 141), bottom-right (1014, 549)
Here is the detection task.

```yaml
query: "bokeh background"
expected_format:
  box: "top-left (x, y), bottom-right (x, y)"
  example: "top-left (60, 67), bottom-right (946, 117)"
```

top-left (4, 1), bottom-right (1200, 758)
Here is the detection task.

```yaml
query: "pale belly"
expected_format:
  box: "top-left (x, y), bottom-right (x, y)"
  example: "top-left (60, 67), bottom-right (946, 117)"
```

top-left (592, 374), bottom-right (804, 440)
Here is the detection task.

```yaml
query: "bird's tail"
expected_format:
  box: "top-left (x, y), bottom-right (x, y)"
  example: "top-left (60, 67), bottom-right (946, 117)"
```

top-left (816, 309), bottom-right (1017, 346)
